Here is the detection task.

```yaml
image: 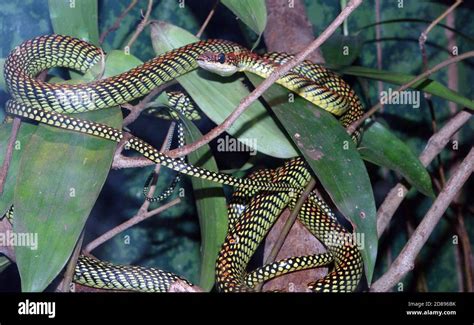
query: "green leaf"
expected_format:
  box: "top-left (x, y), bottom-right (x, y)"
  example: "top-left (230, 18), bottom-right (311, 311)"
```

top-left (0, 58), bottom-right (5, 91)
top-left (0, 122), bottom-right (35, 218)
top-left (339, 66), bottom-right (474, 110)
top-left (359, 121), bottom-right (434, 197)
top-left (12, 50), bottom-right (141, 291)
top-left (48, 0), bottom-right (99, 45)
top-left (179, 112), bottom-right (228, 291)
top-left (150, 21), bottom-right (297, 158)
top-left (13, 108), bottom-right (121, 291)
top-left (221, 0), bottom-right (267, 36)
top-left (247, 73), bottom-right (378, 284)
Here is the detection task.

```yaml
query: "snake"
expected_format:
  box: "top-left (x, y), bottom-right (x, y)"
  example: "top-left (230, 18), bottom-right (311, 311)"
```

top-left (142, 91), bottom-right (201, 203)
top-left (2, 34), bottom-right (364, 292)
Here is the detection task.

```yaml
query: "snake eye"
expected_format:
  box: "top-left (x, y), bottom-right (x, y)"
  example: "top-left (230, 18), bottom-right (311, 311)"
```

top-left (217, 53), bottom-right (226, 64)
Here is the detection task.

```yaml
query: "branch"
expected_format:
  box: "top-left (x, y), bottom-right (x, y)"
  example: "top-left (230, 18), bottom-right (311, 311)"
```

top-left (418, 0), bottom-right (462, 188)
top-left (99, 0), bottom-right (139, 44)
top-left (87, 123), bottom-right (180, 253)
top-left (347, 50), bottom-right (474, 134)
top-left (167, 0), bottom-right (363, 158)
top-left (58, 232), bottom-right (84, 292)
top-left (122, 80), bottom-right (176, 127)
top-left (377, 109), bottom-right (472, 237)
top-left (124, 0), bottom-right (153, 51)
top-left (196, 0), bottom-right (219, 38)
top-left (84, 198), bottom-right (180, 253)
top-left (0, 118), bottom-right (21, 194)
top-left (371, 147), bottom-right (474, 292)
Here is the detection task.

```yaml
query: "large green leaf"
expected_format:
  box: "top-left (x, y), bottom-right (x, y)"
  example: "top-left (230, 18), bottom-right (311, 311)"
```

top-left (12, 1), bottom-right (126, 291)
top-left (13, 108), bottom-right (121, 291)
top-left (150, 21), bottom-right (297, 158)
top-left (359, 121), bottom-right (435, 197)
top-left (340, 66), bottom-right (474, 110)
top-left (179, 110), bottom-right (228, 291)
top-left (247, 74), bottom-right (378, 284)
top-left (0, 123), bottom-right (35, 218)
top-left (221, 0), bottom-right (267, 36)
top-left (48, 0), bottom-right (99, 45)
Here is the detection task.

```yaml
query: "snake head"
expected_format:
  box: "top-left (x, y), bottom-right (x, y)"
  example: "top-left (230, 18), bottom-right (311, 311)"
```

top-left (197, 52), bottom-right (240, 77)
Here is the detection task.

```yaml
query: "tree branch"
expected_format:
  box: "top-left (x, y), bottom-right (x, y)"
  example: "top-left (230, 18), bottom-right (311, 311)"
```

top-left (196, 0), bottom-right (219, 38)
top-left (124, 0), bottom-right (153, 51)
top-left (371, 147), bottom-right (474, 292)
top-left (99, 0), bottom-right (139, 44)
top-left (87, 122), bottom-right (180, 253)
top-left (377, 109), bottom-right (472, 237)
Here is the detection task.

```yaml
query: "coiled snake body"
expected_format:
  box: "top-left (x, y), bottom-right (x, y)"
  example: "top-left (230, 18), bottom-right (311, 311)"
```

top-left (3, 34), bottom-right (363, 292)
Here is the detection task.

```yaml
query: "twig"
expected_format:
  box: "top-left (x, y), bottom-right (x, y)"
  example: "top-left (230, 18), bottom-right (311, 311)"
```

top-left (375, 0), bottom-right (384, 112)
top-left (167, 0), bottom-right (363, 158)
top-left (418, 0), bottom-right (462, 187)
top-left (377, 110), bottom-right (472, 237)
top-left (196, 0), bottom-right (219, 38)
top-left (0, 118), bottom-right (21, 194)
top-left (122, 81), bottom-right (176, 127)
top-left (371, 147), bottom-right (474, 292)
top-left (87, 123), bottom-right (179, 253)
top-left (419, 0), bottom-right (462, 53)
top-left (113, 80), bottom-right (177, 170)
top-left (347, 50), bottom-right (474, 134)
top-left (99, 0), bottom-right (139, 44)
top-left (255, 178), bottom-right (316, 292)
top-left (124, 0), bottom-right (153, 51)
top-left (455, 206), bottom-right (474, 291)
top-left (84, 198), bottom-right (180, 253)
top-left (58, 232), bottom-right (84, 292)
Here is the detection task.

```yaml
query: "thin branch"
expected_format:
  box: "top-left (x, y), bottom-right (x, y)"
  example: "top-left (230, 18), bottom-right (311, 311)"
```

top-left (58, 231), bottom-right (84, 292)
top-left (122, 81), bottom-right (176, 127)
top-left (418, 0), bottom-right (462, 189)
top-left (419, 0), bottom-right (462, 47)
top-left (455, 206), bottom-right (474, 291)
top-left (99, 0), bottom-right (139, 44)
top-left (87, 123), bottom-right (179, 253)
top-left (196, 0), bottom-right (219, 38)
top-left (124, 0), bottom-right (153, 51)
top-left (255, 178), bottom-right (316, 292)
top-left (167, 0), bottom-right (363, 158)
top-left (371, 147), bottom-right (474, 292)
top-left (84, 197), bottom-right (180, 253)
top-left (377, 109), bottom-right (472, 237)
top-left (375, 0), bottom-right (384, 112)
top-left (347, 50), bottom-right (474, 134)
top-left (0, 118), bottom-right (21, 194)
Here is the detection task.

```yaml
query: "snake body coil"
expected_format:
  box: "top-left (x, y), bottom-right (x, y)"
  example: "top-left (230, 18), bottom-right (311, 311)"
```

top-left (4, 34), bottom-right (364, 292)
